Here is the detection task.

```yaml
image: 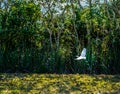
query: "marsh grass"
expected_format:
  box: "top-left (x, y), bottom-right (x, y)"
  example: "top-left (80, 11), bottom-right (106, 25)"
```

top-left (0, 74), bottom-right (120, 94)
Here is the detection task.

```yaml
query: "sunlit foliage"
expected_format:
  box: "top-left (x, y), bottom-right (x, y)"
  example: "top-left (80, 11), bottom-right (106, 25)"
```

top-left (0, 74), bottom-right (120, 94)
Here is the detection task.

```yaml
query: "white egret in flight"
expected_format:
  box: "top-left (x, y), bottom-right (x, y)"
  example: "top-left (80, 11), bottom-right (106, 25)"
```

top-left (75, 48), bottom-right (86, 60)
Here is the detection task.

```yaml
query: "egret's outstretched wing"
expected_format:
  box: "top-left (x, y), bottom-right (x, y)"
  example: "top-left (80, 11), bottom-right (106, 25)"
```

top-left (80, 48), bottom-right (86, 57)
top-left (75, 48), bottom-right (86, 60)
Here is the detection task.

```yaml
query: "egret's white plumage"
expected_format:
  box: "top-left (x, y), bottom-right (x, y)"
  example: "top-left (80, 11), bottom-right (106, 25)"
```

top-left (75, 48), bottom-right (86, 60)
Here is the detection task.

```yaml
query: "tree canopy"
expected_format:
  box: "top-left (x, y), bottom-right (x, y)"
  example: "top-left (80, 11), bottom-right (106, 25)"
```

top-left (0, 0), bottom-right (120, 74)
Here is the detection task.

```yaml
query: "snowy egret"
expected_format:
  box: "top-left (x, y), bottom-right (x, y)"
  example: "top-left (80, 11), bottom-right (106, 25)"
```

top-left (75, 48), bottom-right (86, 60)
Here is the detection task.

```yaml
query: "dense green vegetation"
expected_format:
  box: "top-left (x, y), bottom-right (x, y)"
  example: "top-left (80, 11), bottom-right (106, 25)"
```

top-left (0, 74), bottom-right (120, 94)
top-left (0, 0), bottom-right (120, 74)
